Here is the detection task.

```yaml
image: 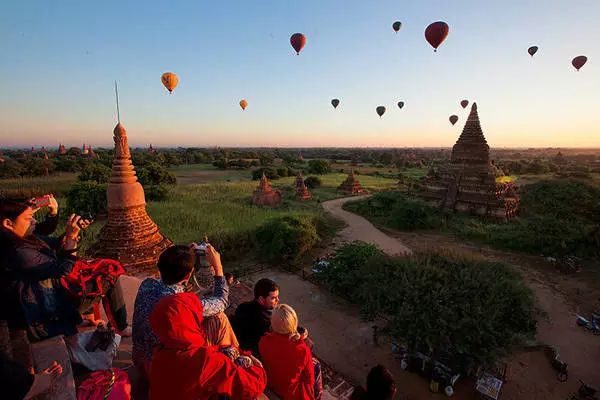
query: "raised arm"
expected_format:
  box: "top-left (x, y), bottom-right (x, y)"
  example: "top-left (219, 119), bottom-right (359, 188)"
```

top-left (201, 245), bottom-right (229, 317)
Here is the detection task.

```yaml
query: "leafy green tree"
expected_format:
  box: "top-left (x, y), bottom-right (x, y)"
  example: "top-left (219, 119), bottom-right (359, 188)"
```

top-left (307, 159), bottom-right (331, 175)
top-left (78, 162), bottom-right (111, 183)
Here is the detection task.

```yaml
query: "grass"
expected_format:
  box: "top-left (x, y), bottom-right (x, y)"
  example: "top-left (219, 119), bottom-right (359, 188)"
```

top-left (0, 173), bottom-right (77, 198)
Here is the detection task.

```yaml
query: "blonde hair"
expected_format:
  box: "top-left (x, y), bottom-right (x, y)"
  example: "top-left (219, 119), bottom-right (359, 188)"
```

top-left (271, 304), bottom-right (301, 341)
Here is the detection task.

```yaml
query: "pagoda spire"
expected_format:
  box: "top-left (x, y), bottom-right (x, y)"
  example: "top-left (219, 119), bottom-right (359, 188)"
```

top-left (451, 102), bottom-right (490, 165)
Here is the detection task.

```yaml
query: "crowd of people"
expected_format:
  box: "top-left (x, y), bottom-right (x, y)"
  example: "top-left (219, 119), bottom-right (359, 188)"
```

top-left (0, 196), bottom-right (397, 400)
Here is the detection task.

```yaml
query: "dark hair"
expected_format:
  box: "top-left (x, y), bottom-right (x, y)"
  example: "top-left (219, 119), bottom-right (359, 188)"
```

top-left (158, 245), bottom-right (195, 285)
top-left (366, 365), bottom-right (396, 400)
top-left (253, 278), bottom-right (279, 299)
top-left (0, 199), bottom-right (30, 226)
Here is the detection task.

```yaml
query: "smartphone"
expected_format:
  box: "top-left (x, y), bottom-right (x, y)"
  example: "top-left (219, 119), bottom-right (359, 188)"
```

top-left (32, 195), bottom-right (51, 208)
top-left (77, 212), bottom-right (94, 228)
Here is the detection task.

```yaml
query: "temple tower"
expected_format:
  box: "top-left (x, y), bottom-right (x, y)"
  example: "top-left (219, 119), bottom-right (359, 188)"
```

top-left (252, 173), bottom-right (282, 207)
top-left (337, 170), bottom-right (366, 195)
top-left (92, 123), bottom-right (172, 271)
top-left (295, 172), bottom-right (312, 200)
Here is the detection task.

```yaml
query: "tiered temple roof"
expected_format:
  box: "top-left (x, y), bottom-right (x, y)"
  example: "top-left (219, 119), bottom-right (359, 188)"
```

top-left (295, 172), bottom-right (312, 200)
top-left (252, 173), bottom-right (282, 207)
top-left (420, 103), bottom-right (519, 220)
top-left (92, 123), bottom-right (172, 271)
top-left (337, 170), bottom-right (366, 195)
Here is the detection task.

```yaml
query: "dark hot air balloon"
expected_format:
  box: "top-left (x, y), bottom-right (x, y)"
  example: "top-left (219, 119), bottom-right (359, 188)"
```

top-left (331, 99), bottom-right (340, 109)
top-left (290, 33), bottom-right (306, 55)
top-left (425, 21), bottom-right (449, 52)
top-left (460, 100), bottom-right (468, 109)
top-left (239, 99), bottom-right (248, 111)
top-left (397, 101), bottom-right (404, 109)
top-left (572, 55), bottom-right (587, 71)
top-left (376, 106), bottom-right (386, 118)
top-left (528, 46), bottom-right (538, 57)
top-left (161, 72), bottom-right (179, 94)
top-left (449, 115), bottom-right (458, 126)
top-left (392, 21), bottom-right (402, 33)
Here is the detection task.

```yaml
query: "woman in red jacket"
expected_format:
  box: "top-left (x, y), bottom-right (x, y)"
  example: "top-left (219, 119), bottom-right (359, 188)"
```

top-left (258, 304), bottom-right (322, 400)
top-left (149, 292), bottom-right (266, 400)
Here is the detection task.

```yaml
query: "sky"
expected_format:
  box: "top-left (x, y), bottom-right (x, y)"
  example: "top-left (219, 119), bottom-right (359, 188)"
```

top-left (1, 0), bottom-right (599, 148)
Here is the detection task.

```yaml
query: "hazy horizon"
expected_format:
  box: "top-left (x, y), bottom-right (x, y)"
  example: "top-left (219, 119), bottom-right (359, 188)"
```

top-left (1, 0), bottom-right (599, 148)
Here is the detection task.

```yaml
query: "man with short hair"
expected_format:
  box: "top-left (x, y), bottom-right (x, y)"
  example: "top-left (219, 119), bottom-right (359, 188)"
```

top-left (132, 244), bottom-right (236, 377)
top-left (231, 278), bottom-right (280, 355)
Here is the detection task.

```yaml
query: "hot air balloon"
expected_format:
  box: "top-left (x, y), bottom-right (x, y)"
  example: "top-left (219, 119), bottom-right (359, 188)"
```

top-left (331, 99), bottom-right (340, 109)
top-left (161, 72), bottom-right (179, 94)
top-left (449, 115), bottom-right (458, 126)
top-left (460, 100), bottom-right (469, 109)
top-left (397, 101), bottom-right (404, 109)
top-left (239, 99), bottom-right (248, 111)
top-left (290, 33), bottom-right (306, 55)
top-left (528, 46), bottom-right (538, 57)
top-left (572, 55), bottom-right (587, 71)
top-left (392, 21), bottom-right (402, 33)
top-left (376, 106), bottom-right (386, 118)
top-left (424, 21), bottom-right (449, 52)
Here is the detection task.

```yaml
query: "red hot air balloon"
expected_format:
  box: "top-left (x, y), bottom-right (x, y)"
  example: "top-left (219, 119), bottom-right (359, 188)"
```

top-left (572, 55), bottom-right (587, 71)
top-left (290, 33), bottom-right (306, 55)
top-left (528, 46), bottom-right (538, 57)
top-left (460, 100), bottom-right (469, 109)
top-left (376, 106), bottom-right (386, 118)
top-left (449, 115), bottom-right (459, 126)
top-left (425, 21), bottom-right (449, 52)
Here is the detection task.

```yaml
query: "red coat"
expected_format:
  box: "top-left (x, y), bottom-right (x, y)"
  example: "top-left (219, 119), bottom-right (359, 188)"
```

top-left (149, 293), bottom-right (266, 400)
top-left (259, 332), bottom-right (314, 400)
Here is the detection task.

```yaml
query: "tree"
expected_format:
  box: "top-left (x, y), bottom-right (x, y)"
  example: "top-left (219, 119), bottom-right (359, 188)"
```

top-left (78, 162), bottom-right (111, 183)
top-left (307, 159), bottom-right (331, 175)
top-left (137, 162), bottom-right (176, 186)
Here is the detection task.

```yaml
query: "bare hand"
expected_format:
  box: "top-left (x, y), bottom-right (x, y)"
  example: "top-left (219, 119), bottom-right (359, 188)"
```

top-left (47, 195), bottom-right (59, 216)
top-left (65, 214), bottom-right (90, 240)
top-left (205, 244), bottom-right (223, 276)
top-left (248, 355), bottom-right (263, 369)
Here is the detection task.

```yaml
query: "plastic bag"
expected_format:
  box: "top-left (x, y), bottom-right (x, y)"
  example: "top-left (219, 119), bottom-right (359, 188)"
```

top-left (66, 330), bottom-right (121, 371)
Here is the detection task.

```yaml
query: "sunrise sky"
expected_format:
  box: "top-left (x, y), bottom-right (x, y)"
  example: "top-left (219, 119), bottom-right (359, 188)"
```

top-left (1, 0), bottom-right (599, 148)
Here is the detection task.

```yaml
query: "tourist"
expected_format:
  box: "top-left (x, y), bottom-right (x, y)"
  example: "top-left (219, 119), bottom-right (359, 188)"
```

top-left (231, 278), bottom-right (280, 355)
top-left (132, 243), bottom-right (237, 377)
top-left (1, 350), bottom-right (63, 400)
top-left (0, 197), bottom-right (128, 341)
top-left (259, 304), bottom-right (322, 400)
top-left (350, 365), bottom-right (397, 400)
top-left (149, 292), bottom-right (266, 400)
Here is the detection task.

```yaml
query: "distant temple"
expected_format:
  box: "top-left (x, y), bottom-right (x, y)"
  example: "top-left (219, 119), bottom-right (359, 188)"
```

top-left (420, 103), bottom-right (519, 220)
top-left (148, 144), bottom-right (157, 154)
top-left (92, 123), bottom-right (172, 271)
top-left (295, 172), bottom-right (311, 200)
top-left (337, 170), bottom-right (366, 195)
top-left (58, 144), bottom-right (67, 155)
top-left (252, 173), bottom-right (282, 207)
top-left (82, 144), bottom-right (89, 155)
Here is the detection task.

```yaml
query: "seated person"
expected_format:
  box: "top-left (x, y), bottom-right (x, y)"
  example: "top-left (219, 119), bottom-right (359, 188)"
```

top-left (132, 244), bottom-right (236, 377)
top-left (350, 365), bottom-right (397, 400)
top-left (1, 350), bottom-right (63, 400)
top-left (149, 292), bottom-right (266, 400)
top-left (231, 278), bottom-right (279, 355)
top-left (259, 304), bottom-right (322, 400)
top-left (0, 196), bottom-right (128, 341)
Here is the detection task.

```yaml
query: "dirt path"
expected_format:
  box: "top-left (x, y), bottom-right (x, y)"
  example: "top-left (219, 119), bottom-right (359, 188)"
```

top-left (321, 196), bottom-right (412, 256)
top-left (316, 200), bottom-right (600, 398)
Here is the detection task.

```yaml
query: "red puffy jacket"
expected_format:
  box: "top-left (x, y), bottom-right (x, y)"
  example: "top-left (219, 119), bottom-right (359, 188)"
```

top-left (259, 332), bottom-right (315, 400)
top-left (149, 293), bottom-right (266, 400)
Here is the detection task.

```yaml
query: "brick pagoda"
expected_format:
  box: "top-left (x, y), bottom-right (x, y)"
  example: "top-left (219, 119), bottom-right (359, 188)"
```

top-left (93, 123), bottom-right (172, 270)
top-left (337, 170), bottom-right (366, 195)
top-left (252, 173), bottom-right (282, 207)
top-left (420, 103), bottom-right (519, 219)
top-left (295, 172), bottom-right (312, 200)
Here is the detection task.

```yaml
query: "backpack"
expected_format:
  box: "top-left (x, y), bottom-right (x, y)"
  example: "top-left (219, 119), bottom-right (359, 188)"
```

top-left (77, 368), bottom-right (131, 400)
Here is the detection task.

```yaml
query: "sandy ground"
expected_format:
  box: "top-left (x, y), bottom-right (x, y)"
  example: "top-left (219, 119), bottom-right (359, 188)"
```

top-left (317, 197), bottom-right (600, 398)
top-left (321, 196), bottom-right (412, 256)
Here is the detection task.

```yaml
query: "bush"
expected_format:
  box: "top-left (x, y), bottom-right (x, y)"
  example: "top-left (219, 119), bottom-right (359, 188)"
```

top-left (137, 162), bottom-right (177, 186)
top-left (251, 168), bottom-right (279, 180)
top-left (0, 158), bottom-right (24, 178)
top-left (254, 215), bottom-right (319, 262)
top-left (304, 176), bottom-right (322, 189)
top-left (78, 162), bottom-right (111, 184)
top-left (145, 185), bottom-right (170, 201)
top-left (307, 159), bottom-right (331, 175)
top-left (66, 181), bottom-right (107, 217)
top-left (316, 242), bottom-right (537, 371)
top-left (276, 168), bottom-right (289, 178)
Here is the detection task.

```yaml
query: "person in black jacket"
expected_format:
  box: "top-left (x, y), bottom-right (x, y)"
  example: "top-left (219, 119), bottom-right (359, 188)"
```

top-left (231, 278), bottom-right (280, 355)
top-left (0, 197), bottom-right (91, 340)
